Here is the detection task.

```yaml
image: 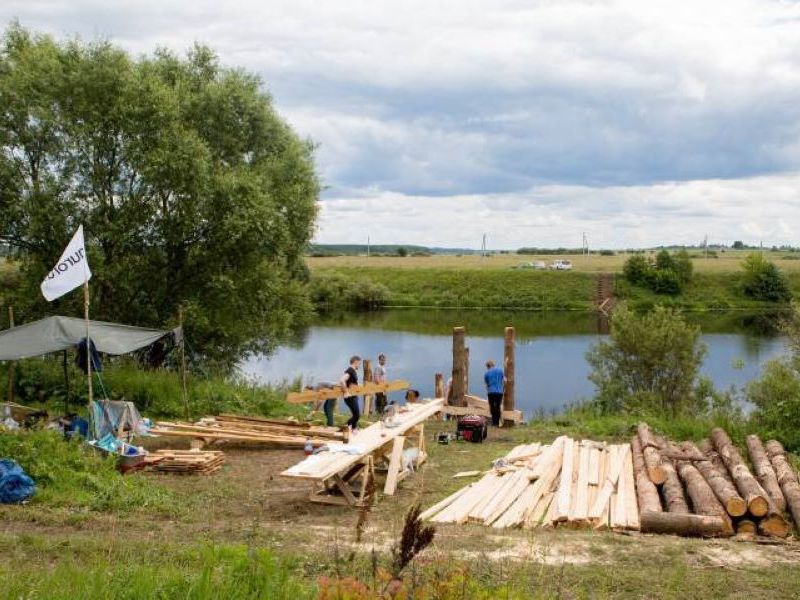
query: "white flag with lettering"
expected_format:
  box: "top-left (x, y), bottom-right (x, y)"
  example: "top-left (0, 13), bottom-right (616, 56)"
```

top-left (40, 225), bottom-right (92, 301)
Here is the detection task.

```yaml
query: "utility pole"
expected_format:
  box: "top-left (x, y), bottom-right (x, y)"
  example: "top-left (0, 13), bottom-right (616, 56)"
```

top-left (704, 235), bottom-right (708, 259)
top-left (582, 232), bottom-right (588, 255)
top-left (367, 234), bottom-right (370, 258)
top-left (481, 233), bottom-right (487, 258)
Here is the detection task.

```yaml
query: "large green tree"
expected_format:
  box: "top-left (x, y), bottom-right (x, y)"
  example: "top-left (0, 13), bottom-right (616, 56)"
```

top-left (0, 25), bottom-right (319, 366)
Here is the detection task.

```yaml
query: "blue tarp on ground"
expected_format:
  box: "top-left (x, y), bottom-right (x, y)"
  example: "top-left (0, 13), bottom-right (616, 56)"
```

top-left (0, 459), bottom-right (36, 504)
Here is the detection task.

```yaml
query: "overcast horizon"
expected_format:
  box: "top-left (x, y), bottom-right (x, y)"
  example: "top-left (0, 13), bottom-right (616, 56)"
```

top-left (3, 1), bottom-right (800, 249)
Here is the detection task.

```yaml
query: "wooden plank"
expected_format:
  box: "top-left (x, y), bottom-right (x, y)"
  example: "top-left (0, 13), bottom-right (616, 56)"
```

top-left (432, 472), bottom-right (501, 523)
top-left (286, 380), bottom-right (410, 404)
top-left (624, 447), bottom-right (640, 530)
top-left (588, 447), bottom-right (601, 485)
top-left (589, 443), bottom-right (629, 520)
top-left (282, 400), bottom-right (442, 482)
top-left (571, 443), bottom-right (592, 521)
top-left (453, 470), bottom-right (481, 479)
top-left (528, 492), bottom-right (554, 528)
top-left (420, 485), bottom-right (473, 521)
top-left (383, 435), bottom-right (406, 495)
top-left (483, 469), bottom-right (535, 525)
top-left (611, 446), bottom-right (628, 529)
top-left (440, 405), bottom-right (524, 423)
top-left (553, 437), bottom-right (575, 521)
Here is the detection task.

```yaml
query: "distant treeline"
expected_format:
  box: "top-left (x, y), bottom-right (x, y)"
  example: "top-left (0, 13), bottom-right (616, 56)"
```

top-left (518, 247), bottom-right (589, 255)
top-left (308, 244), bottom-right (478, 256)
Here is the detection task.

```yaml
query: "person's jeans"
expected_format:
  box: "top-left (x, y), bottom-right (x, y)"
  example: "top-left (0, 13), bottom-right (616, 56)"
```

top-left (375, 393), bottom-right (387, 415)
top-left (488, 392), bottom-right (503, 426)
top-left (344, 396), bottom-right (360, 429)
top-left (323, 399), bottom-right (335, 426)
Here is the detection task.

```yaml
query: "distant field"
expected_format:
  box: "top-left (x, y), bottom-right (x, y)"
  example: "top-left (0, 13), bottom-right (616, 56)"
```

top-left (307, 251), bottom-right (800, 273)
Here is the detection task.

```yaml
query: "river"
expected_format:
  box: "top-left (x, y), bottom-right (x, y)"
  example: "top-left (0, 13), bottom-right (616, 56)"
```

top-left (240, 309), bottom-right (788, 417)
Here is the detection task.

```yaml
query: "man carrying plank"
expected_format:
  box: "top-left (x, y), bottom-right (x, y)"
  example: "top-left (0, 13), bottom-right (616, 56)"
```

top-left (341, 355), bottom-right (362, 433)
top-left (304, 381), bottom-right (339, 426)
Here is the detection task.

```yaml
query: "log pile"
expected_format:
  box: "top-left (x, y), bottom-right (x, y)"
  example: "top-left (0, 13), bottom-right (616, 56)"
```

top-left (634, 423), bottom-right (794, 538)
top-left (150, 413), bottom-right (347, 448)
top-left (144, 449), bottom-right (225, 475)
top-left (421, 437), bottom-right (639, 530)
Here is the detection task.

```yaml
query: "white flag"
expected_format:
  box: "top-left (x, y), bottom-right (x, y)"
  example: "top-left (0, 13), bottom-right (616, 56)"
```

top-left (40, 225), bottom-right (92, 301)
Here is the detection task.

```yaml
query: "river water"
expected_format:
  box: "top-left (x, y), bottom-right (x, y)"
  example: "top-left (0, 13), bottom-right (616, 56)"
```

top-left (240, 309), bottom-right (788, 417)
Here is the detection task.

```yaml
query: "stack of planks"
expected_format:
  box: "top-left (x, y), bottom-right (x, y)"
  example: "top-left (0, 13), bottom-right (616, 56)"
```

top-left (634, 423), bottom-right (797, 538)
top-left (150, 413), bottom-right (347, 448)
top-left (421, 436), bottom-right (639, 530)
top-left (144, 449), bottom-right (225, 475)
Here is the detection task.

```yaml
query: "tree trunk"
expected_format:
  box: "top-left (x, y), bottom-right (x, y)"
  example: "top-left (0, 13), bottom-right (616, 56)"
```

top-left (680, 441), bottom-right (746, 517)
top-left (660, 458), bottom-right (689, 513)
top-left (746, 434), bottom-right (786, 512)
top-left (677, 462), bottom-right (733, 534)
top-left (637, 423), bottom-right (667, 485)
top-left (710, 428), bottom-right (769, 517)
top-left (640, 510), bottom-right (730, 537)
top-left (631, 436), bottom-right (662, 513)
top-left (698, 438), bottom-right (734, 485)
top-left (765, 440), bottom-right (800, 533)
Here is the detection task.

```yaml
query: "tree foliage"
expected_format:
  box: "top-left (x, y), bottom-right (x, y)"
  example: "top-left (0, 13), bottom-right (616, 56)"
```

top-left (740, 253), bottom-right (791, 303)
top-left (586, 305), bottom-right (710, 415)
top-left (622, 249), bottom-right (693, 295)
top-left (0, 25), bottom-right (319, 366)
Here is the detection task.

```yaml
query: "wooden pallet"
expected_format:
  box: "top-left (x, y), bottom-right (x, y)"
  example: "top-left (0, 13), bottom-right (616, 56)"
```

top-left (144, 449), bottom-right (225, 475)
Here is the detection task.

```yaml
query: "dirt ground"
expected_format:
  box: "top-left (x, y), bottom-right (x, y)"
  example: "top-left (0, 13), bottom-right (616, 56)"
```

top-left (5, 422), bottom-right (800, 572)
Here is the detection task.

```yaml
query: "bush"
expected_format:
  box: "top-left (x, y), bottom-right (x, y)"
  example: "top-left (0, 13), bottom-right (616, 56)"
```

top-left (741, 253), bottom-right (792, 302)
top-left (309, 272), bottom-right (389, 311)
top-left (622, 255), bottom-right (650, 285)
top-left (586, 305), bottom-right (712, 415)
top-left (646, 269), bottom-right (682, 295)
top-left (623, 251), bottom-right (691, 295)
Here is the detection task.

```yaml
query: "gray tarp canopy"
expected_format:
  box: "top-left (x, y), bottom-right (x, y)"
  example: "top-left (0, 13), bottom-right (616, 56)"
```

top-left (0, 316), bottom-right (180, 361)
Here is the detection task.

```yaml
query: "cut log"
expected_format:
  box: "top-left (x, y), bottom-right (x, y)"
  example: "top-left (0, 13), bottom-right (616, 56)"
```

top-left (639, 510), bottom-right (731, 537)
top-left (660, 458), bottom-right (689, 514)
top-left (680, 441), bottom-right (746, 517)
top-left (735, 519), bottom-right (756, 535)
top-left (631, 436), bottom-right (662, 514)
top-left (746, 434), bottom-right (786, 512)
top-left (637, 423), bottom-right (666, 484)
top-left (677, 462), bottom-right (733, 534)
top-left (710, 428), bottom-right (769, 517)
top-left (698, 438), bottom-right (734, 485)
top-left (758, 513), bottom-right (790, 538)
top-left (765, 439), bottom-right (800, 533)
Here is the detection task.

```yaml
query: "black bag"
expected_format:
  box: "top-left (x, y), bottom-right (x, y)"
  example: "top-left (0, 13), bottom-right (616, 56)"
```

top-left (456, 414), bottom-right (488, 443)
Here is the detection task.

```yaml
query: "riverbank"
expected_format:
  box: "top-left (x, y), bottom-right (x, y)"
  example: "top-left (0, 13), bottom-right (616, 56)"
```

top-left (311, 264), bottom-right (800, 311)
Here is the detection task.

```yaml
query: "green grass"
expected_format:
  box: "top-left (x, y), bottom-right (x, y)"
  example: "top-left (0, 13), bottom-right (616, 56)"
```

top-left (0, 430), bottom-right (179, 516)
top-left (314, 267), bottom-right (597, 310)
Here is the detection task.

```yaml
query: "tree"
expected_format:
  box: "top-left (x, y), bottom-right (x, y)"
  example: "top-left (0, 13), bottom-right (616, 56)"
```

top-left (586, 305), bottom-right (707, 415)
top-left (672, 249), bottom-right (693, 284)
top-left (654, 249), bottom-right (674, 271)
top-left (622, 255), bottom-right (650, 285)
top-left (740, 253), bottom-right (792, 302)
top-left (732, 241), bottom-right (745, 250)
top-left (0, 25), bottom-right (319, 366)
top-left (397, 247), bottom-right (408, 257)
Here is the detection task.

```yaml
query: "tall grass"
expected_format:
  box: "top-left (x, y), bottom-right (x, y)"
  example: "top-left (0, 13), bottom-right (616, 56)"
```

top-left (0, 430), bottom-right (178, 514)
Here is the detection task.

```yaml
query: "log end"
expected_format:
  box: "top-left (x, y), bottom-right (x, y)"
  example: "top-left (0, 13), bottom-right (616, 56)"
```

top-left (648, 466), bottom-right (667, 486)
top-left (758, 515), bottom-right (790, 538)
top-left (748, 496), bottom-right (769, 518)
top-left (726, 498), bottom-right (747, 518)
top-left (735, 519), bottom-right (757, 535)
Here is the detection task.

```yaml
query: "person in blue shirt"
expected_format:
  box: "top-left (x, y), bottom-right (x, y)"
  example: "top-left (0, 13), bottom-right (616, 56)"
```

top-left (484, 359), bottom-right (505, 426)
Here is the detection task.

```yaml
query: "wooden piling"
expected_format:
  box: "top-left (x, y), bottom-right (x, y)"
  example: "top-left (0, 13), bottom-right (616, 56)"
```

top-left (434, 373), bottom-right (444, 399)
top-left (452, 327), bottom-right (466, 406)
top-left (464, 346), bottom-right (470, 394)
top-left (503, 326), bottom-right (515, 425)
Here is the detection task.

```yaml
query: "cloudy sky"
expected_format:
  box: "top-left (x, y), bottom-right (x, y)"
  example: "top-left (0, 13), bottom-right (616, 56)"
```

top-left (3, 1), bottom-right (800, 249)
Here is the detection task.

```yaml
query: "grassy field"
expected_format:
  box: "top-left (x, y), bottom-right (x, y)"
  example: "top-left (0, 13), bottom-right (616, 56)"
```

top-left (2, 418), bottom-right (800, 598)
top-left (308, 250), bottom-right (800, 273)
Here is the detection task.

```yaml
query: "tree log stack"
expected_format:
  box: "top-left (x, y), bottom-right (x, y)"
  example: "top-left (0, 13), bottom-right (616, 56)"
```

top-left (632, 423), bottom-right (793, 539)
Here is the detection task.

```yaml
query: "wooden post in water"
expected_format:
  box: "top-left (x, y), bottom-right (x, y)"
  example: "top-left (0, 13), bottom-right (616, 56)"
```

top-left (362, 359), bottom-right (373, 415)
top-left (434, 373), bottom-right (444, 399)
top-left (6, 306), bottom-right (14, 404)
top-left (464, 346), bottom-right (470, 395)
top-left (503, 326), bottom-right (515, 427)
top-left (451, 327), bottom-right (466, 406)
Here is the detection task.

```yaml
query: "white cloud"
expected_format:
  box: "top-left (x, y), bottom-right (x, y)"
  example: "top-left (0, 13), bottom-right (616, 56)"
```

top-left (4, 0), bottom-right (800, 246)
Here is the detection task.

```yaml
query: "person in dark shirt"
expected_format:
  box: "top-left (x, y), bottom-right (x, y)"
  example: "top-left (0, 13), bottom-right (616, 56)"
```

top-left (304, 381), bottom-right (338, 426)
top-left (340, 355), bottom-right (362, 432)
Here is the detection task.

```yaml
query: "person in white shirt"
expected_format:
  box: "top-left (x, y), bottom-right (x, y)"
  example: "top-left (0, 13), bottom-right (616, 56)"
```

top-left (374, 353), bottom-right (388, 414)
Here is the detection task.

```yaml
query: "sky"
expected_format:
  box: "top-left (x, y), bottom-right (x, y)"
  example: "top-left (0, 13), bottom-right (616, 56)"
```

top-left (3, 1), bottom-right (800, 249)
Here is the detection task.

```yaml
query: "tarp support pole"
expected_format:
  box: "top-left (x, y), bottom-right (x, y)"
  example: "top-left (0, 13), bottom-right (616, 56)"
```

top-left (179, 306), bottom-right (189, 420)
top-left (6, 306), bottom-right (14, 403)
top-left (63, 349), bottom-right (69, 414)
top-left (84, 280), bottom-right (92, 407)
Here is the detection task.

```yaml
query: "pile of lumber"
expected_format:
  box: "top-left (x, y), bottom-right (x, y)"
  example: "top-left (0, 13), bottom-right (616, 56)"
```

top-left (150, 413), bottom-right (346, 448)
top-left (633, 423), bottom-right (798, 538)
top-left (421, 436), bottom-right (639, 530)
top-left (144, 449), bottom-right (225, 475)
